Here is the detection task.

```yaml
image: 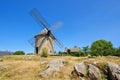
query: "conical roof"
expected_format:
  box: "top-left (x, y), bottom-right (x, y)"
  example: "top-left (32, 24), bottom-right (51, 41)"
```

top-left (39, 28), bottom-right (48, 35)
top-left (34, 28), bottom-right (55, 39)
top-left (34, 28), bottom-right (47, 38)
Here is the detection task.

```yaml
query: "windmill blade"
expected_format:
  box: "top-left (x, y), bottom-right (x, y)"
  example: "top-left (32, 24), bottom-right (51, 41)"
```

top-left (50, 32), bottom-right (63, 48)
top-left (28, 37), bottom-right (35, 47)
top-left (55, 38), bottom-right (64, 49)
top-left (50, 21), bottom-right (63, 32)
top-left (30, 8), bottom-right (50, 30)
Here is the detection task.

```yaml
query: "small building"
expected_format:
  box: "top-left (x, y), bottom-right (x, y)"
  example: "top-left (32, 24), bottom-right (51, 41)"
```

top-left (65, 48), bottom-right (80, 53)
top-left (0, 51), bottom-right (13, 56)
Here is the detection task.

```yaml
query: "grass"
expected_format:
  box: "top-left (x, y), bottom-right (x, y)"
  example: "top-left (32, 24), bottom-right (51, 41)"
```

top-left (0, 55), bottom-right (120, 80)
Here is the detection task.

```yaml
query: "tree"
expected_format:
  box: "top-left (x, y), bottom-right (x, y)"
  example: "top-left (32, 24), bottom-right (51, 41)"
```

top-left (90, 40), bottom-right (114, 56)
top-left (13, 51), bottom-right (25, 55)
top-left (82, 46), bottom-right (90, 55)
top-left (112, 47), bottom-right (120, 56)
top-left (74, 45), bottom-right (77, 48)
top-left (41, 47), bottom-right (48, 57)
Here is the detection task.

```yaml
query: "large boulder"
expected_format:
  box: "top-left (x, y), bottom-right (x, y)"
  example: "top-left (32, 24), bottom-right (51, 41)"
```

top-left (46, 58), bottom-right (64, 71)
top-left (74, 62), bottom-right (87, 76)
top-left (108, 62), bottom-right (120, 80)
top-left (88, 64), bottom-right (101, 80)
top-left (39, 59), bottom-right (64, 78)
top-left (71, 62), bottom-right (89, 80)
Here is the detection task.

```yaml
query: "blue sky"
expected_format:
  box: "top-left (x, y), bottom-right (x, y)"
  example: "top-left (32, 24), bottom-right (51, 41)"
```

top-left (0, 0), bottom-right (120, 53)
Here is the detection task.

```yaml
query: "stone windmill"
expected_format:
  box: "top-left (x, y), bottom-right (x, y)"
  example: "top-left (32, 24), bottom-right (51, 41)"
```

top-left (29, 8), bottom-right (63, 54)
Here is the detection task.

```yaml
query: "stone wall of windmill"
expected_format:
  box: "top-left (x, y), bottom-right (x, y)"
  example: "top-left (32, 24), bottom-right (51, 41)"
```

top-left (35, 34), bottom-right (54, 54)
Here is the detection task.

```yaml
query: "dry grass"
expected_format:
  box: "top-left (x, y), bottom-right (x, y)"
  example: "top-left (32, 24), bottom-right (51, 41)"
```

top-left (0, 55), bottom-right (120, 80)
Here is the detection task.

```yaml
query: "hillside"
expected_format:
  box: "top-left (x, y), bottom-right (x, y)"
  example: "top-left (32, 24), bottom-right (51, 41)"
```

top-left (0, 55), bottom-right (120, 80)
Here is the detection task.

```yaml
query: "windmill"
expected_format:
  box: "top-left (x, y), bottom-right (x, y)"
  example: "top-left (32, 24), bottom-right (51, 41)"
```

top-left (29, 8), bottom-right (63, 54)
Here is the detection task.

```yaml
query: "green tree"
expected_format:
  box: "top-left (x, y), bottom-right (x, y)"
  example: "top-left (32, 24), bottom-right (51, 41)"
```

top-left (113, 47), bottom-right (120, 56)
top-left (13, 51), bottom-right (25, 55)
top-left (82, 46), bottom-right (90, 55)
top-left (74, 45), bottom-right (77, 48)
top-left (90, 40), bottom-right (114, 56)
top-left (41, 47), bottom-right (48, 57)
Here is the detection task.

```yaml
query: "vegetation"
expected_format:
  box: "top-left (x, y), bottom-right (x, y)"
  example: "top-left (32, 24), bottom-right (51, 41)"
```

top-left (41, 47), bottom-right (48, 57)
top-left (70, 52), bottom-right (80, 57)
top-left (27, 53), bottom-right (34, 55)
top-left (82, 46), bottom-right (90, 54)
top-left (112, 47), bottom-right (120, 56)
top-left (13, 51), bottom-right (25, 55)
top-left (90, 40), bottom-right (114, 56)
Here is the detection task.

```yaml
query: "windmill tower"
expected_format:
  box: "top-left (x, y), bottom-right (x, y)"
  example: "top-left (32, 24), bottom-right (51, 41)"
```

top-left (29, 8), bottom-right (63, 54)
top-left (35, 29), bottom-right (54, 54)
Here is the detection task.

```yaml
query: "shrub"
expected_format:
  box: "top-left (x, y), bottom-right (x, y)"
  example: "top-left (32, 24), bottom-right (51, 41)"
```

top-left (41, 47), bottom-right (48, 57)
top-left (27, 53), bottom-right (34, 55)
top-left (58, 51), bottom-right (66, 55)
top-left (70, 52), bottom-right (80, 57)
top-left (13, 51), bottom-right (25, 55)
top-left (80, 51), bottom-right (87, 56)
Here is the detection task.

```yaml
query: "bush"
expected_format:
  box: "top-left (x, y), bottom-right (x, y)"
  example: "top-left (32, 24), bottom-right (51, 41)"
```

top-left (13, 51), bottom-right (25, 55)
top-left (70, 52), bottom-right (80, 57)
top-left (27, 53), bottom-right (34, 55)
top-left (41, 47), bottom-right (48, 57)
top-left (80, 51), bottom-right (87, 56)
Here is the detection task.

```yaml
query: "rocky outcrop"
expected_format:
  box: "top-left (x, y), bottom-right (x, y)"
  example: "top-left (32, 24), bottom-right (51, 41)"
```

top-left (39, 59), bottom-right (64, 78)
top-left (71, 62), bottom-right (88, 80)
top-left (71, 62), bottom-right (102, 80)
top-left (74, 62), bottom-right (87, 76)
top-left (108, 62), bottom-right (120, 80)
top-left (71, 61), bottom-right (120, 80)
top-left (88, 64), bottom-right (101, 80)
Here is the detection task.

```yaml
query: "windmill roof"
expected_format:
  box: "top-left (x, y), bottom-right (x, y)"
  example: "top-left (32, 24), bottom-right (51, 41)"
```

top-left (34, 28), bottom-right (48, 37)
top-left (39, 28), bottom-right (48, 35)
top-left (35, 28), bottom-right (55, 39)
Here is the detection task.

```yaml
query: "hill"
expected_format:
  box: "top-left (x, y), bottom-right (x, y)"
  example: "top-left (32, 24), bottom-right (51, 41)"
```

top-left (0, 55), bottom-right (120, 80)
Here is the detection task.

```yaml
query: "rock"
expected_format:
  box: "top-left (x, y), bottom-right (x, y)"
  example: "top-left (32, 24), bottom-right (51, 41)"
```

top-left (93, 61), bottom-right (99, 65)
top-left (0, 65), bottom-right (7, 70)
top-left (46, 58), bottom-right (64, 71)
top-left (71, 62), bottom-right (89, 80)
top-left (74, 62), bottom-right (87, 76)
top-left (40, 61), bottom-right (48, 65)
top-left (25, 56), bottom-right (33, 60)
top-left (39, 59), bottom-right (64, 78)
top-left (39, 67), bottom-right (53, 78)
top-left (88, 64), bottom-right (101, 80)
top-left (108, 62), bottom-right (120, 80)
top-left (0, 57), bottom-right (3, 62)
